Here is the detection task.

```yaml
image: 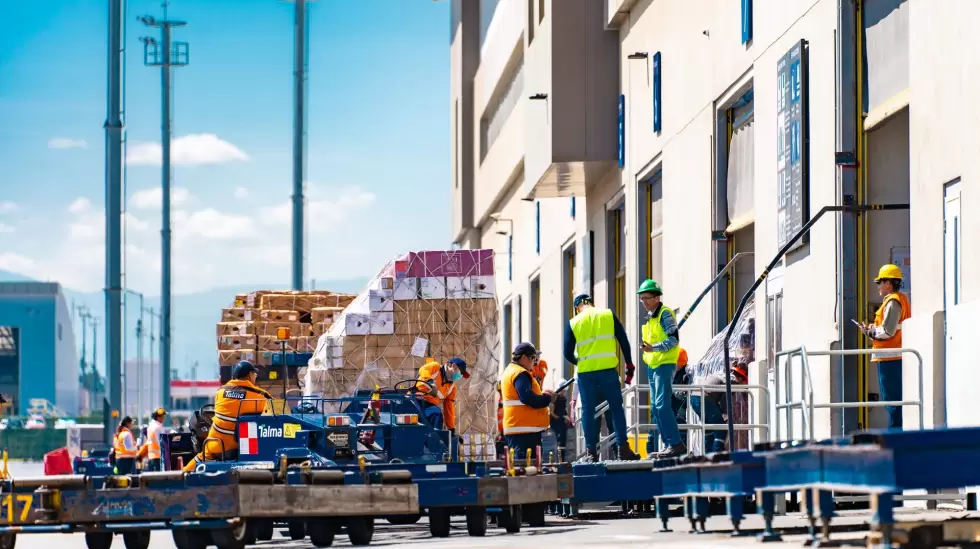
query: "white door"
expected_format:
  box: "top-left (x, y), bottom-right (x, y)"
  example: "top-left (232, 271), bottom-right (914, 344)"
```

top-left (944, 181), bottom-right (962, 312)
top-left (943, 180), bottom-right (962, 425)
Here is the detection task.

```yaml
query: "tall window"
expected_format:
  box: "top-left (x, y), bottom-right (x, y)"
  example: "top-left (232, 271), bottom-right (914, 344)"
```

top-left (609, 205), bottom-right (626, 373)
top-left (527, 0), bottom-right (534, 44)
top-left (502, 302), bottom-right (513, 364)
top-left (647, 174), bottom-right (664, 284)
top-left (516, 295), bottom-right (523, 343)
top-left (539, 0), bottom-right (545, 22)
top-left (530, 278), bottom-right (541, 346)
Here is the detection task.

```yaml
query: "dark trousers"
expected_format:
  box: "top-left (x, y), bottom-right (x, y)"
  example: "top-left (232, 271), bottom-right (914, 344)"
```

top-left (551, 422), bottom-right (568, 460)
top-left (504, 432), bottom-right (543, 465)
top-left (422, 402), bottom-right (444, 429)
top-left (878, 359), bottom-right (904, 429)
top-left (690, 395), bottom-right (727, 453)
top-left (114, 457), bottom-right (135, 475)
top-left (145, 458), bottom-right (162, 472)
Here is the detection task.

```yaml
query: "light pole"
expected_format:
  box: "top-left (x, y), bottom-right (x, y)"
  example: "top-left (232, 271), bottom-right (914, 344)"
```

top-left (139, 7), bottom-right (189, 414)
top-left (143, 307), bottom-right (162, 412)
top-left (124, 289), bottom-right (145, 424)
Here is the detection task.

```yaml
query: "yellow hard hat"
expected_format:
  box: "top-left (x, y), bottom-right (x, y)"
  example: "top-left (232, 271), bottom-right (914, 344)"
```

top-left (874, 264), bottom-right (903, 282)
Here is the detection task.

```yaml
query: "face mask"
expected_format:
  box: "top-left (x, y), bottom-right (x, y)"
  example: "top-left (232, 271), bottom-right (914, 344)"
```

top-left (450, 371), bottom-right (463, 383)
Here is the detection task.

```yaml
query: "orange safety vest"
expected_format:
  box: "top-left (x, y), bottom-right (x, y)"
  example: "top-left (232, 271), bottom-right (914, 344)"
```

top-left (114, 430), bottom-right (138, 459)
top-left (532, 359), bottom-right (548, 384)
top-left (416, 361), bottom-right (457, 430)
top-left (871, 292), bottom-right (911, 362)
top-left (142, 420), bottom-right (164, 460)
top-left (496, 404), bottom-right (504, 435)
top-left (500, 363), bottom-right (549, 435)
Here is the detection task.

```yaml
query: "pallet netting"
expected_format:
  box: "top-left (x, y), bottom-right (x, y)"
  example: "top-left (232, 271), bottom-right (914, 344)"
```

top-left (306, 249), bottom-right (501, 460)
top-left (685, 296), bottom-right (756, 455)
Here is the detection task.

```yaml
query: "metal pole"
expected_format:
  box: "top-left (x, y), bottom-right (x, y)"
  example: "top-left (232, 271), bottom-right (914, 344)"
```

top-left (160, 21), bottom-right (174, 416)
top-left (105, 0), bottom-right (124, 446)
top-left (137, 293), bottom-right (144, 426)
top-left (148, 307), bottom-right (156, 413)
top-left (291, 0), bottom-right (307, 291)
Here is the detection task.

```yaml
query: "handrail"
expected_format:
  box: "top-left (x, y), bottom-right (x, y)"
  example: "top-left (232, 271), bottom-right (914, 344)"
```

top-left (677, 252), bottom-right (754, 329)
top-left (773, 347), bottom-right (925, 440)
top-left (721, 203), bottom-right (911, 444)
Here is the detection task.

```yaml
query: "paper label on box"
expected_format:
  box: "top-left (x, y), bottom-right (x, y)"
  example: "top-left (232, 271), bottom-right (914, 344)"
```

top-left (410, 337), bottom-right (429, 358)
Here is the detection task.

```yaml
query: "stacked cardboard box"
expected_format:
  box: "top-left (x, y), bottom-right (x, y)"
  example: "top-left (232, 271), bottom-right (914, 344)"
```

top-left (215, 290), bottom-right (357, 394)
top-left (306, 249), bottom-right (500, 460)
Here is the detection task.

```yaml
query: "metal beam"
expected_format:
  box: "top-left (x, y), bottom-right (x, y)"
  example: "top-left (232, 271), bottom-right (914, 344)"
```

top-left (292, 0), bottom-right (308, 291)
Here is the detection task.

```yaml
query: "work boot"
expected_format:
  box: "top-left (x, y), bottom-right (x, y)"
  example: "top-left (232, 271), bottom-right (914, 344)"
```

top-left (576, 448), bottom-right (600, 463)
top-left (657, 443), bottom-right (688, 459)
top-left (618, 445), bottom-right (640, 461)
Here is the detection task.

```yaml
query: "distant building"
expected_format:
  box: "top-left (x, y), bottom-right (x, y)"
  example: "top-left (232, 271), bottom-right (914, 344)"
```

top-left (122, 358), bottom-right (163, 420)
top-left (0, 282), bottom-right (79, 416)
top-left (170, 380), bottom-right (220, 425)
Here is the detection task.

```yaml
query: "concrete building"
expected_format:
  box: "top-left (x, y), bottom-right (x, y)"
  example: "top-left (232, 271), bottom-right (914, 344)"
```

top-left (451, 0), bottom-right (977, 444)
top-left (0, 282), bottom-right (79, 416)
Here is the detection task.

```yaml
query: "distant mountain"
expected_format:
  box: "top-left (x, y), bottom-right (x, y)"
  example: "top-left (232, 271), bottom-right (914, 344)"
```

top-left (0, 269), bottom-right (369, 379)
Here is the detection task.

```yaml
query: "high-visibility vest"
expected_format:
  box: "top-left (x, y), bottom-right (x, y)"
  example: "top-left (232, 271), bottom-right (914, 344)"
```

top-left (210, 380), bottom-right (272, 439)
top-left (500, 363), bottom-right (550, 435)
top-left (642, 305), bottom-right (681, 368)
top-left (144, 420), bottom-right (164, 460)
top-left (871, 292), bottom-right (911, 362)
top-left (114, 430), bottom-right (138, 459)
top-left (569, 308), bottom-right (620, 373)
top-left (416, 361), bottom-right (456, 407)
top-left (532, 359), bottom-right (548, 384)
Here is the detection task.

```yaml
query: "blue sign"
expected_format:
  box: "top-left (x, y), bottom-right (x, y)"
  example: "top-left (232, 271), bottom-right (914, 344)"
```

top-left (652, 53), bottom-right (662, 133)
top-left (617, 94), bottom-right (625, 168)
top-left (775, 39), bottom-right (810, 250)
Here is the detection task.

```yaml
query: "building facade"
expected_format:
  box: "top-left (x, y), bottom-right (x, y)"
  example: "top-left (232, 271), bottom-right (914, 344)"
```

top-left (0, 282), bottom-right (79, 416)
top-left (451, 0), bottom-right (979, 442)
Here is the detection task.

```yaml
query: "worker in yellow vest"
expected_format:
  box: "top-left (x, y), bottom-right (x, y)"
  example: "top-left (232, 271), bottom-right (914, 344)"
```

top-left (638, 279), bottom-right (687, 458)
top-left (563, 294), bottom-right (640, 462)
top-left (857, 264), bottom-right (911, 429)
top-left (501, 342), bottom-right (553, 460)
top-left (113, 416), bottom-right (139, 475)
top-left (140, 408), bottom-right (167, 471)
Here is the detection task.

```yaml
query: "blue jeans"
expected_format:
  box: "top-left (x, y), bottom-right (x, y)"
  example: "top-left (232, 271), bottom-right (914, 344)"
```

top-left (504, 432), bottom-right (543, 465)
top-left (690, 395), bottom-right (727, 453)
top-left (648, 364), bottom-right (682, 448)
top-left (878, 359), bottom-right (903, 429)
top-left (577, 368), bottom-right (629, 452)
top-left (422, 402), bottom-right (444, 429)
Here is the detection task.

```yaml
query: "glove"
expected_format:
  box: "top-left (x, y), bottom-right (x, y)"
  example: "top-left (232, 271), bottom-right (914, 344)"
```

top-left (624, 364), bottom-right (636, 385)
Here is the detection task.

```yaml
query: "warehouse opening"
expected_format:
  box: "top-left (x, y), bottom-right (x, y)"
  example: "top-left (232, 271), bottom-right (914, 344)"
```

top-left (713, 84), bottom-right (756, 331)
top-left (860, 0), bottom-right (911, 429)
top-left (607, 200), bottom-right (627, 366)
top-left (561, 243), bottom-right (576, 379)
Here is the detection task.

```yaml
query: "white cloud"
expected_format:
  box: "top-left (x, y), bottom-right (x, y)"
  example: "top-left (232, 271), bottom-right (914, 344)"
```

top-left (130, 187), bottom-right (192, 209)
top-left (0, 224), bottom-right (14, 234)
top-left (0, 202), bottom-right (17, 214)
top-left (0, 253), bottom-right (37, 275)
top-left (48, 138), bottom-right (88, 150)
top-left (259, 186), bottom-right (376, 234)
top-left (127, 134), bottom-right (249, 166)
top-left (234, 187), bottom-right (249, 199)
top-left (69, 198), bottom-right (91, 213)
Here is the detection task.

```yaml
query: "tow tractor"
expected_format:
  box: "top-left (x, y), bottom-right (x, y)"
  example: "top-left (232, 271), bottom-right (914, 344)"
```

top-left (165, 378), bottom-right (573, 539)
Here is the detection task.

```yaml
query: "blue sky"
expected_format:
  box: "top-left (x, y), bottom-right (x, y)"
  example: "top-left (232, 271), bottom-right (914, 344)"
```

top-left (0, 0), bottom-right (450, 296)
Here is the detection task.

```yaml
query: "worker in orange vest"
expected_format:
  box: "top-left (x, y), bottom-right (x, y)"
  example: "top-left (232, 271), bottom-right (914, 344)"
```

top-left (140, 408), bottom-right (167, 471)
top-left (112, 416), bottom-right (139, 475)
top-left (501, 342), bottom-right (553, 460)
top-left (495, 381), bottom-right (506, 458)
top-left (183, 361), bottom-right (272, 472)
top-left (857, 264), bottom-right (911, 429)
top-left (531, 351), bottom-right (548, 386)
top-left (415, 357), bottom-right (469, 436)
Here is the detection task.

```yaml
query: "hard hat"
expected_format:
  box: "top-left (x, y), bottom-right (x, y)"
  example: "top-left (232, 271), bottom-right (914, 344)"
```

top-left (232, 361), bottom-right (257, 379)
top-left (152, 408), bottom-right (167, 418)
top-left (637, 279), bottom-right (663, 296)
top-left (572, 294), bottom-right (592, 308)
top-left (677, 348), bottom-right (689, 367)
top-left (874, 264), bottom-right (903, 282)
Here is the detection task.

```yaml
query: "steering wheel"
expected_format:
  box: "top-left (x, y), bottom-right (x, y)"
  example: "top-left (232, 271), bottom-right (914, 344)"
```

top-left (393, 379), bottom-right (426, 393)
top-left (199, 403), bottom-right (215, 419)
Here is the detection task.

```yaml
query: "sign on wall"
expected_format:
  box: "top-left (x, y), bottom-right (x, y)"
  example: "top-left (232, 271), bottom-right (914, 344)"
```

top-left (617, 95), bottom-right (625, 168)
top-left (775, 39), bottom-right (810, 251)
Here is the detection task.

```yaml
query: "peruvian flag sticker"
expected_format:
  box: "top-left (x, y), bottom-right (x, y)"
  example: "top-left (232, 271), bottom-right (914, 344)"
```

top-left (240, 422), bottom-right (258, 455)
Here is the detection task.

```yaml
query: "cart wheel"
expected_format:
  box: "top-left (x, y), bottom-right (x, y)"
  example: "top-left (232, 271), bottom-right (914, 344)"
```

top-left (346, 517), bottom-right (374, 546)
top-left (428, 508), bottom-right (451, 538)
top-left (211, 520), bottom-right (249, 549)
top-left (172, 529), bottom-right (209, 549)
top-left (465, 507), bottom-right (487, 537)
top-left (243, 523), bottom-right (257, 545)
top-left (85, 532), bottom-right (114, 549)
top-left (254, 519), bottom-right (274, 541)
top-left (123, 530), bottom-right (151, 549)
top-left (308, 518), bottom-right (338, 548)
top-left (386, 514), bottom-right (422, 525)
top-left (499, 505), bottom-right (522, 534)
top-left (288, 519), bottom-right (307, 540)
top-left (523, 503), bottom-right (546, 527)
top-left (0, 533), bottom-right (14, 549)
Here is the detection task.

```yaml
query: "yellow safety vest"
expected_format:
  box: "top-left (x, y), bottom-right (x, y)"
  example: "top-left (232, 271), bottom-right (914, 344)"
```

top-left (569, 308), bottom-right (620, 373)
top-left (642, 306), bottom-right (680, 368)
top-left (500, 363), bottom-right (550, 435)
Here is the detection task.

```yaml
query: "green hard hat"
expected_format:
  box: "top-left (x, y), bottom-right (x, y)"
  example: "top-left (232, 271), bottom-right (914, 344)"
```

top-left (637, 279), bottom-right (663, 296)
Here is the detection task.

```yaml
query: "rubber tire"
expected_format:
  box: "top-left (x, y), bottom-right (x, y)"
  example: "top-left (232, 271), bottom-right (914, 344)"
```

top-left (386, 514), bottom-right (422, 525)
top-left (346, 517), bottom-right (374, 546)
top-left (428, 508), bottom-right (451, 538)
top-left (255, 519), bottom-right (275, 541)
top-left (465, 507), bottom-right (488, 537)
top-left (123, 530), bottom-right (151, 549)
top-left (85, 532), bottom-right (114, 549)
top-left (288, 520), bottom-right (307, 540)
top-left (0, 533), bottom-right (14, 549)
top-left (172, 529), bottom-right (209, 549)
top-left (243, 523), bottom-right (257, 546)
top-left (308, 518), bottom-right (337, 548)
top-left (211, 520), bottom-right (248, 549)
top-left (499, 505), bottom-right (522, 534)
top-left (523, 503), bottom-right (546, 527)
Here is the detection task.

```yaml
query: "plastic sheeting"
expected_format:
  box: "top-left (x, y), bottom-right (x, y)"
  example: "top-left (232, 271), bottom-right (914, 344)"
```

top-left (685, 296), bottom-right (756, 455)
top-left (305, 250), bottom-right (501, 460)
top-left (726, 118), bottom-right (755, 234)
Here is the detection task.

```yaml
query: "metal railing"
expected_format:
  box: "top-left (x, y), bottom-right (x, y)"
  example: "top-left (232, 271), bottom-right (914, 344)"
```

top-left (572, 382), bottom-right (770, 459)
top-left (773, 347), bottom-right (925, 442)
